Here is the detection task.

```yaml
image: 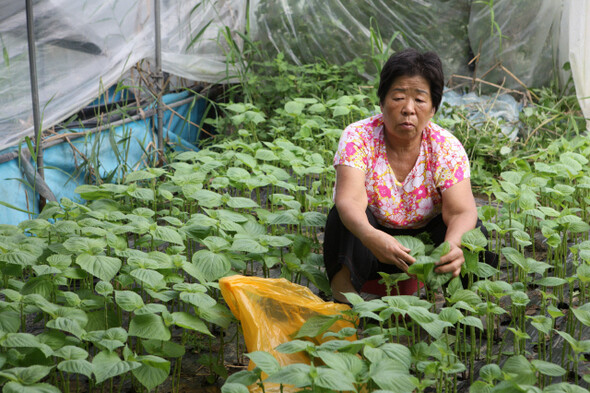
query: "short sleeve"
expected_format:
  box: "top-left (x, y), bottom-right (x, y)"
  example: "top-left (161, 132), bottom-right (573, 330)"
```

top-left (334, 123), bottom-right (371, 172)
top-left (433, 129), bottom-right (471, 192)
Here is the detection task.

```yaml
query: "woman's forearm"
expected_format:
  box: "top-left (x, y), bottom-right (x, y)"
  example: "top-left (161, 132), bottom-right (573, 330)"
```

top-left (334, 197), bottom-right (375, 245)
top-left (443, 209), bottom-right (477, 247)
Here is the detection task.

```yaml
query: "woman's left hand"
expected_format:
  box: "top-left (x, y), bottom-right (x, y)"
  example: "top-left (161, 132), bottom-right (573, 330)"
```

top-left (434, 242), bottom-right (464, 277)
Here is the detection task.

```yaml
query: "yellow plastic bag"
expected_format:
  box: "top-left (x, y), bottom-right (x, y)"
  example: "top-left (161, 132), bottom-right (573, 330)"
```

top-left (219, 275), bottom-right (354, 392)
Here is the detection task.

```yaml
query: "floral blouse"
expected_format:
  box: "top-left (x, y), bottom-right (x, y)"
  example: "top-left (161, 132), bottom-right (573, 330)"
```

top-left (334, 113), bottom-right (470, 229)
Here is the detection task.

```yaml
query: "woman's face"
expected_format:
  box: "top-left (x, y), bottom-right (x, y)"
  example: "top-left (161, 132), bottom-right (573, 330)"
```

top-left (380, 74), bottom-right (435, 142)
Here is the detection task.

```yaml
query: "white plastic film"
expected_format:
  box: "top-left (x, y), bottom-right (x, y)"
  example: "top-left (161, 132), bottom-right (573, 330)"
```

top-left (568, 0), bottom-right (590, 131)
top-left (0, 0), bottom-right (246, 151)
top-left (1, 0), bottom-right (586, 151)
top-left (249, 0), bottom-right (473, 79)
top-left (467, 0), bottom-right (563, 91)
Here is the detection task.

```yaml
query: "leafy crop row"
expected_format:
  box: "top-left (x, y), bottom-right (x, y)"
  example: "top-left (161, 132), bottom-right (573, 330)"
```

top-left (1, 54), bottom-right (589, 392)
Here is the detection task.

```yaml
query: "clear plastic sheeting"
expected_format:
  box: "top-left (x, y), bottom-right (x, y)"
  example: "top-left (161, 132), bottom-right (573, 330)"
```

top-left (0, 0), bottom-right (245, 151)
top-left (440, 91), bottom-right (523, 140)
top-left (249, 0), bottom-right (473, 79)
top-left (467, 0), bottom-right (565, 91)
top-left (1, 0), bottom-right (588, 153)
top-left (568, 0), bottom-right (590, 131)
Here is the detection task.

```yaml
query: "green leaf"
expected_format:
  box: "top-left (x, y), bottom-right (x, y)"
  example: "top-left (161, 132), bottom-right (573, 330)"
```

top-left (153, 226), bottom-right (185, 246)
top-left (369, 359), bottom-right (416, 393)
top-left (275, 340), bottom-right (314, 354)
top-left (230, 237), bottom-right (268, 254)
top-left (199, 302), bottom-right (234, 330)
top-left (294, 315), bottom-right (339, 339)
top-left (307, 103), bottom-right (326, 113)
top-left (75, 185), bottom-right (113, 200)
top-left (132, 355), bottom-right (171, 391)
top-left (530, 315), bottom-right (552, 335)
top-left (130, 268), bottom-right (165, 290)
top-left (317, 350), bottom-right (364, 376)
top-left (192, 249), bottom-right (231, 281)
top-left (406, 307), bottom-right (451, 339)
top-left (1, 333), bottom-right (53, 357)
top-left (201, 236), bottom-right (231, 252)
top-left (265, 363), bottom-right (312, 387)
top-left (479, 363), bottom-right (502, 383)
top-left (439, 307), bottom-right (463, 324)
top-left (430, 241), bottom-right (451, 260)
top-left (115, 290), bottom-right (145, 312)
top-left (20, 277), bottom-right (54, 298)
top-left (226, 196), bottom-right (259, 209)
top-left (332, 105), bottom-right (350, 117)
top-left (284, 100), bottom-right (305, 115)
top-left (531, 359), bottom-right (566, 377)
top-left (46, 318), bottom-right (85, 340)
top-left (534, 277), bottom-right (567, 287)
top-left (394, 236), bottom-right (425, 257)
top-left (95, 281), bottom-right (113, 297)
top-left (225, 370), bottom-right (260, 388)
top-left (92, 350), bottom-right (140, 384)
top-left (301, 211), bottom-right (327, 227)
top-left (179, 291), bottom-right (217, 309)
top-left (560, 156), bottom-right (583, 175)
top-left (466, 381), bottom-right (491, 393)
top-left (255, 149), bottom-right (279, 161)
top-left (501, 355), bottom-right (535, 386)
top-left (460, 316), bottom-right (484, 330)
top-left (1, 288), bottom-right (23, 302)
top-left (246, 351), bottom-right (280, 375)
top-left (3, 382), bottom-right (61, 393)
top-left (449, 289), bottom-right (482, 306)
top-left (235, 152), bottom-right (257, 169)
top-left (0, 365), bottom-right (53, 385)
top-left (192, 189), bottom-right (223, 208)
top-left (260, 235), bottom-right (292, 248)
top-left (53, 346), bottom-right (88, 360)
top-left (124, 169), bottom-right (160, 183)
top-left (170, 312), bottom-right (212, 336)
top-left (221, 382), bottom-right (251, 393)
top-left (572, 303), bottom-right (590, 327)
top-left (127, 187), bottom-right (154, 201)
top-left (226, 103), bottom-right (246, 113)
top-left (461, 228), bottom-right (487, 251)
top-left (379, 343), bottom-right (412, 369)
top-left (474, 262), bottom-right (499, 279)
top-left (543, 383), bottom-right (590, 393)
top-left (226, 167), bottom-right (251, 183)
top-left (128, 314), bottom-right (171, 341)
top-left (76, 254), bottom-right (121, 282)
top-left (143, 340), bottom-right (185, 358)
top-left (58, 359), bottom-right (93, 378)
top-left (314, 367), bottom-right (356, 391)
top-left (177, 262), bottom-right (204, 283)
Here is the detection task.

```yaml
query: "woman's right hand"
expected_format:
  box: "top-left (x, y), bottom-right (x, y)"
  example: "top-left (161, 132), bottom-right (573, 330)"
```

top-left (361, 229), bottom-right (416, 273)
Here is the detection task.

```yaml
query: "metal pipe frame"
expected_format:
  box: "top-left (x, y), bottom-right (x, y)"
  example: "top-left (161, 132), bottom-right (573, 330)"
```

top-left (154, 0), bottom-right (164, 163)
top-left (25, 0), bottom-right (43, 173)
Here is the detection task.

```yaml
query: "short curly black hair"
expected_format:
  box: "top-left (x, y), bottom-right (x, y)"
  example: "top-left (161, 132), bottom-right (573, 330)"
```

top-left (377, 48), bottom-right (444, 112)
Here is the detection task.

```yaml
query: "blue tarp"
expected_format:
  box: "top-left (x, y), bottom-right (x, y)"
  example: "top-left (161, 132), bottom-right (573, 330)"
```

top-left (0, 91), bottom-right (206, 225)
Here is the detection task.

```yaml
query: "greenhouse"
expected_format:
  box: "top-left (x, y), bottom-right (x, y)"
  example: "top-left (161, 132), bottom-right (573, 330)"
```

top-left (0, 0), bottom-right (589, 392)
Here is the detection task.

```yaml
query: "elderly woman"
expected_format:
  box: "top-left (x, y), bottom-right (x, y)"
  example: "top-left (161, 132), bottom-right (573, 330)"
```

top-left (324, 48), bottom-right (489, 303)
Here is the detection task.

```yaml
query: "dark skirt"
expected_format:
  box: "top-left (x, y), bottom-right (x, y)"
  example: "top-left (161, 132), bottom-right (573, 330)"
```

top-left (322, 206), bottom-right (496, 292)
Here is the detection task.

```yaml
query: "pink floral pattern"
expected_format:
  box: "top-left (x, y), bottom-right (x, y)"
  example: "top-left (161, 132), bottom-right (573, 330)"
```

top-left (334, 114), bottom-right (470, 228)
